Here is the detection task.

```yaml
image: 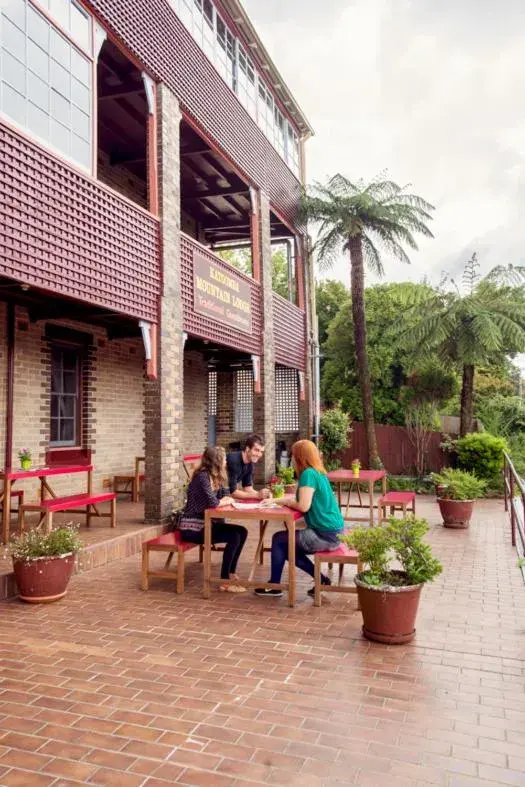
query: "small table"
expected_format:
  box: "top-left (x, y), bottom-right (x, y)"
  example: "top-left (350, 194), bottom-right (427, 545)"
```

top-left (133, 456), bottom-right (145, 503)
top-left (327, 469), bottom-right (387, 526)
top-left (203, 504), bottom-right (301, 607)
top-left (0, 464), bottom-right (93, 543)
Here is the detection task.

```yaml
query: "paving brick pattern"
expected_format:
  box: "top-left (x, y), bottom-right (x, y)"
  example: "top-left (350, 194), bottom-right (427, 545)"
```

top-left (0, 496), bottom-right (523, 786)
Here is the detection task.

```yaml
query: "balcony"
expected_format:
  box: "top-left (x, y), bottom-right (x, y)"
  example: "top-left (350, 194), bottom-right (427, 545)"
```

top-left (0, 122), bottom-right (160, 323)
top-left (272, 292), bottom-right (306, 370)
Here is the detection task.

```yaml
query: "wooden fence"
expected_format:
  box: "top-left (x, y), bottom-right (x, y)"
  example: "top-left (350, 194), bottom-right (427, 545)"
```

top-left (343, 423), bottom-right (447, 475)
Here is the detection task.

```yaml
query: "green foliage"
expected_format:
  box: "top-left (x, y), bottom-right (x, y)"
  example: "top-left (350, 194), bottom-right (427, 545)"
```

top-left (508, 433), bottom-right (525, 478)
top-left (216, 247), bottom-right (252, 275)
top-left (455, 432), bottom-right (508, 479)
top-left (300, 176), bottom-right (434, 276)
top-left (276, 465), bottom-right (295, 485)
top-left (316, 280), bottom-right (350, 348)
top-left (10, 526), bottom-right (82, 561)
top-left (431, 468), bottom-right (486, 500)
top-left (387, 476), bottom-right (434, 494)
top-left (342, 516), bottom-right (442, 587)
top-left (216, 246), bottom-right (292, 300)
top-left (478, 395), bottom-right (525, 437)
top-left (402, 365), bottom-right (458, 407)
top-left (319, 407), bottom-right (350, 464)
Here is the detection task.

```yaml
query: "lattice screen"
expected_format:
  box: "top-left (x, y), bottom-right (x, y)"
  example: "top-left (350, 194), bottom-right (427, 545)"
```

top-left (208, 370), bottom-right (217, 417)
top-left (275, 366), bottom-right (299, 431)
top-left (234, 369), bottom-right (254, 431)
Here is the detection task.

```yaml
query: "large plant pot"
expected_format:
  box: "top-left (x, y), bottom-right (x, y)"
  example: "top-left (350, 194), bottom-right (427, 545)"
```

top-left (437, 498), bottom-right (474, 528)
top-left (13, 553), bottom-right (76, 603)
top-left (355, 575), bottom-right (423, 645)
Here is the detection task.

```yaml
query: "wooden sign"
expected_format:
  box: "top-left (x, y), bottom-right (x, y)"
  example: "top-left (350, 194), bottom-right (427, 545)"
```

top-left (193, 252), bottom-right (253, 334)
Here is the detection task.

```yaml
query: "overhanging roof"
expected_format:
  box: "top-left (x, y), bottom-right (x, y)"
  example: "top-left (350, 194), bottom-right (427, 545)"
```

top-left (221, 0), bottom-right (314, 138)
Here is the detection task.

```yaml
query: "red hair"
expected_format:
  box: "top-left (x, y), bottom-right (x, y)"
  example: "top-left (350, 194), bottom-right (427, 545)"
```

top-left (291, 440), bottom-right (326, 476)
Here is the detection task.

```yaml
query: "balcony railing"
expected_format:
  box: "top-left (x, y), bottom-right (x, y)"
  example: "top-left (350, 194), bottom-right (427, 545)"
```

top-left (503, 452), bottom-right (525, 579)
top-left (0, 122), bottom-right (160, 323)
top-left (272, 292), bottom-right (306, 370)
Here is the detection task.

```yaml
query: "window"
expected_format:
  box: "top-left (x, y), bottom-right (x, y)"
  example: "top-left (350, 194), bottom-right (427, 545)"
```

top-left (257, 79), bottom-right (273, 141)
top-left (237, 43), bottom-right (255, 118)
top-left (275, 366), bottom-right (299, 431)
top-left (0, 0), bottom-right (93, 169)
top-left (215, 14), bottom-right (235, 90)
top-left (274, 106), bottom-right (285, 158)
top-left (50, 344), bottom-right (81, 446)
top-left (234, 369), bottom-right (253, 432)
top-left (286, 123), bottom-right (300, 176)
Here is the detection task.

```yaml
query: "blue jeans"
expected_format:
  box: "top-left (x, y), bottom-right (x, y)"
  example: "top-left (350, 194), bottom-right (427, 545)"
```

top-left (269, 528), bottom-right (341, 584)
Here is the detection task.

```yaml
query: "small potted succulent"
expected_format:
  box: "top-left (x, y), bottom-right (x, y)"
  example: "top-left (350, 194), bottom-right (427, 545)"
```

top-left (10, 526), bottom-right (82, 603)
top-left (351, 458), bottom-right (361, 477)
top-left (342, 516), bottom-right (442, 644)
top-left (18, 448), bottom-right (32, 471)
top-left (431, 468), bottom-right (486, 528)
top-left (277, 465), bottom-right (296, 494)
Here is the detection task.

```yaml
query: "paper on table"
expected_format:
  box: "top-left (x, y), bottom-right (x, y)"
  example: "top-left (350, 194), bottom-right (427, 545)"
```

top-left (231, 501), bottom-right (279, 510)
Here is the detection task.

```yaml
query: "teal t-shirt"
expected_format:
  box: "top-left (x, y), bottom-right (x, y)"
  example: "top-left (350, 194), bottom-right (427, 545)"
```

top-left (298, 467), bottom-right (344, 533)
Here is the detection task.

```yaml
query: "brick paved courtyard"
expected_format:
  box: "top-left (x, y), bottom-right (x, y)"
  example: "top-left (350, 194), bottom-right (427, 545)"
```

top-left (0, 496), bottom-right (523, 786)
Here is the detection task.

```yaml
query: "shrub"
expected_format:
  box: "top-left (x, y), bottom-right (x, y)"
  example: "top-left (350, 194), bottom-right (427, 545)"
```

top-left (431, 468), bottom-right (486, 500)
top-left (341, 516), bottom-right (442, 588)
top-left (319, 406), bottom-right (350, 465)
top-left (10, 526), bottom-right (82, 562)
top-left (388, 475), bottom-right (434, 494)
top-left (455, 432), bottom-right (508, 479)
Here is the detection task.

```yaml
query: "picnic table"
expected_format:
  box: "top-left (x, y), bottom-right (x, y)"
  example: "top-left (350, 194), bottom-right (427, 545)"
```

top-left (327, 469), bottom-right (387, 526)
top-left (202, 502), bottom-right (303, 607)
top-left (0, 464), bottom-right (94, 542)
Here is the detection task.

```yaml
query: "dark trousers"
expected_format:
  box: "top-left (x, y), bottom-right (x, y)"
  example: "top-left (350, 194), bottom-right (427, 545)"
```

top-left (270, 529), bottom-right (317, 584)
top-left (180, 522), bottom-right (248, 580)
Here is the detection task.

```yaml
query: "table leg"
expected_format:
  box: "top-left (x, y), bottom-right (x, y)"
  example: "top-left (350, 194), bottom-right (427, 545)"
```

top-left (382, 475), bottom-right (387, 495)
top-left (337, 482), bottom-right (341, 508)
top-left (287, 515), bottom-right (296, 608)
top-left (345, 483), bottom-right (351, 519)
top-left (203, 511), bottom-right (212, 599)
top-left (248, 521), bottom-right (268, 582)
top-left (133, 458), bottom-right (140, 504)
top-left (2, 480), bottom-right (11, 544)
top-left (369, 480), bottom-right (374, 526)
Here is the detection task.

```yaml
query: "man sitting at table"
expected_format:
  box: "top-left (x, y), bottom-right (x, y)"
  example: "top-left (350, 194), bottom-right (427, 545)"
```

top-left (227, 434), bottom-right (271, 500)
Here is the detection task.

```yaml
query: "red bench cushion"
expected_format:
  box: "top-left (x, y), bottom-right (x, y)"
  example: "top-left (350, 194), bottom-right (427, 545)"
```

top-left (27, 492), bottom-right (116, 511)
top-left (315, 543), bottom-right (359, 559)
top-left (145, 531), bottom-right (199, 553)
top-left (379, 491), bottom-right (415, 504)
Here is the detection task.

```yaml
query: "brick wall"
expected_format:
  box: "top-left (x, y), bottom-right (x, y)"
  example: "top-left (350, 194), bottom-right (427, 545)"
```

top-left (183, 350), bottom-right (208, 455)
top-left (97, 149), bottom-right (147, 209)
top-left (0, 306), bottom-right (145, 500)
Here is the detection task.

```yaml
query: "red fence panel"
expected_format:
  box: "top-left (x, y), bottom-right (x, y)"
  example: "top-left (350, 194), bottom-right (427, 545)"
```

top-left (0, 123), bottom-right (160, 322)
top-left (272, 293), bottom-right (306, 370)
top-left (344, 423), bottom-right (447, 475)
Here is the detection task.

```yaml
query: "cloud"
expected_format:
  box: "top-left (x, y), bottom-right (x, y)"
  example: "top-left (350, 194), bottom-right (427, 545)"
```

top-left (242, 0), bottom-right (525, 287)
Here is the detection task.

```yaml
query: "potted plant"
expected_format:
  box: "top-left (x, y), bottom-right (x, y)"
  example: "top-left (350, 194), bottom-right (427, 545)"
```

top-left (18, 448), bottom-right (32, 471)
top-left (431, 468), bottom-right (486, 528)
top-left (10, 526), bottom-right (82, 603)
top-left (351, 458), bottom-right (361, 477)
top-left (277, 465), bottom-right (296, 494)
top-left (342, 516), bottom-right (442, 644)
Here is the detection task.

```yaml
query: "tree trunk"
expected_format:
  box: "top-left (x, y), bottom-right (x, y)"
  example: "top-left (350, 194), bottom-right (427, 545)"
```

top-left (349, 237), bottom-right (382, 469)
top-left (460, 364), bottom-right (475, 437)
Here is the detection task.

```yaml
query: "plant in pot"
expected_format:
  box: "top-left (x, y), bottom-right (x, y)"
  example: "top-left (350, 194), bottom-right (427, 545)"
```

top-left (431, 467), bottom-right (486, 528)
top-left (269, 476), bottom-right (284, 498)
top-left (351, 458), bottom-right (361, 477)
top-left (18, 447), bottom-right (32, 471)
top-left (10, 526), bottom-right (82, 603)
top-left (277, 465), bottom-right (296, 494)
top-left (342, 516), bottom-right (442, 644)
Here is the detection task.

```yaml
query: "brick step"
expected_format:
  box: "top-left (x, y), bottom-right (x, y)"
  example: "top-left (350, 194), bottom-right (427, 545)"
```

top-left (0, 523), bottom-right (165, 602)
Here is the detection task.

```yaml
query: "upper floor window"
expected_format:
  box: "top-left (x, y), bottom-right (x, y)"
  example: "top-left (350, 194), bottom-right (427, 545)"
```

top-left (0, 0), bottom-right (93, 170)
top-left (274, 106), bottom-right (285, 158)
top-left (215, 15), bottom-right (235, 91)
top-left (237, 43), bottom-right (255, 119)
top-left (257, 79), bottom-right (273, 141)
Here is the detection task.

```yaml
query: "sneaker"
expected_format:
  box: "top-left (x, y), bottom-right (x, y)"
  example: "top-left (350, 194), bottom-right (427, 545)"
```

top-left (254, 587), bottom-right (283, 597)
top-left (307, 577), bottom-right (331, 597)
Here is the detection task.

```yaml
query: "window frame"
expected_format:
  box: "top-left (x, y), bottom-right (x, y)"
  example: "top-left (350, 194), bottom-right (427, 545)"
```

top-left (49, 340), bottom-right (83, 448)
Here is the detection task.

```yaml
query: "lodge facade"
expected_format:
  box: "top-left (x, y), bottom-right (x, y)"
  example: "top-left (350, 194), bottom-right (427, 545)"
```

top-left (0, 0), bottom-right (315, 521)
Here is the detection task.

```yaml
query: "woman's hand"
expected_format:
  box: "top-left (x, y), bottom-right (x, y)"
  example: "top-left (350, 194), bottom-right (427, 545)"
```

top-left (218, 496), bottom-right (234, 507)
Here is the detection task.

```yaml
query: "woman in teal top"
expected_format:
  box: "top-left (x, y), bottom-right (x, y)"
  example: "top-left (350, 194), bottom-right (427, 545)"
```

top-left (255, 439), bottom-right (344, 597)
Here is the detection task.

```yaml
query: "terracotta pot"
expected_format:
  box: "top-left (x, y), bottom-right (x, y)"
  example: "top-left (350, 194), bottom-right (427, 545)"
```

top-left (13, 553), bottom-right (76, 603)
top-left (355, 574), bottom-right (423, 645)
top-left (284, 484), bottom-right (297, 495)
top-left (437, 498), bottom-right (474, 528)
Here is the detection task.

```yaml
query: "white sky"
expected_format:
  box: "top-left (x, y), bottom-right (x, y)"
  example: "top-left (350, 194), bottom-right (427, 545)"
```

top-left (242, 0), bottom-right (525, 372)
top-left (243, 0), bottom-right (525, 287)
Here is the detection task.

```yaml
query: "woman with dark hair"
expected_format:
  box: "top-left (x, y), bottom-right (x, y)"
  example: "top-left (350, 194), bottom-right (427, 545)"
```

top-left (179, 446), bottom-right (248, 593)
top-left (255, 439), bottom-right (344, 597)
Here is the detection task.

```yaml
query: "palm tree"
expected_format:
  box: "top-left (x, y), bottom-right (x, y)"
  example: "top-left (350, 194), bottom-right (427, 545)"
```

top-left (405, 254), bottom-right (525, 436)
top-left (301, 176), bottom-right (434, 468)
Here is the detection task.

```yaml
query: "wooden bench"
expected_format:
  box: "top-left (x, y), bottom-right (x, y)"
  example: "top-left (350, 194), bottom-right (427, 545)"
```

top-left (19, 492), bottom-right (117, 534)
top-left (314, 543), bottom-right (362, 607)
top-left (378, 491), bottom-right (416, 523)
top-left (183, 454), bottom-right (202, 479)
top-left (114, 457), bottom-right (145, 503)
top-left (0, 489), bottom-right (24, 515)
top-left (141, 531), bottom-right (204, 594)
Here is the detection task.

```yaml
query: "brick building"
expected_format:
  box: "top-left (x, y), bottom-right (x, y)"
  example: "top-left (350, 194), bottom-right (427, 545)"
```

top-left (0, 0), bottom-right (315, 522)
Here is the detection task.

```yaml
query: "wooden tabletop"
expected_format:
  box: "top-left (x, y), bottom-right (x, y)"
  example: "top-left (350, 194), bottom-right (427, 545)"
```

top-left (0, 464), bottom-right (93, 481)
top-left (206, 503), bottom-right (301, 521)
top-left (327, 469), bottom-right (386, 482)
